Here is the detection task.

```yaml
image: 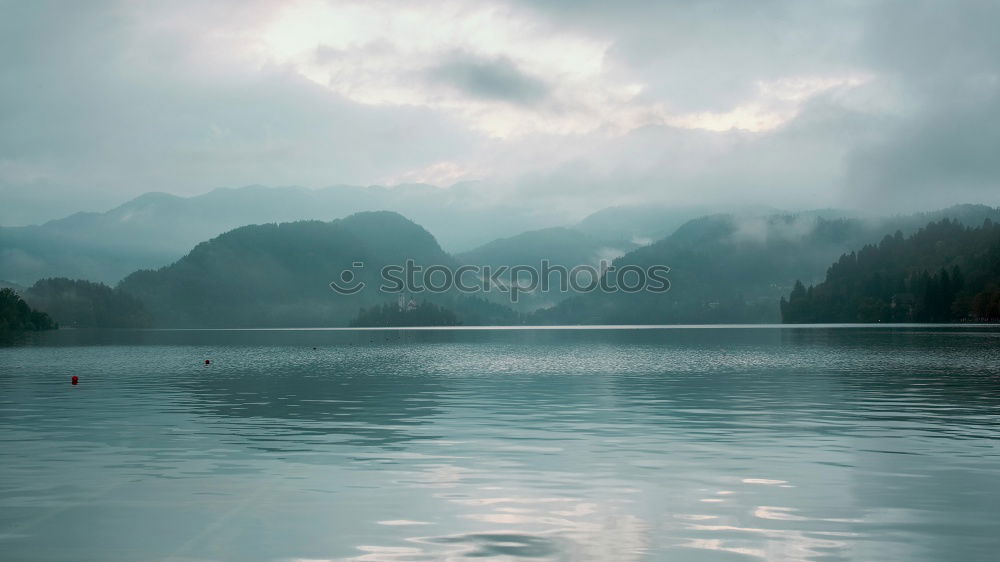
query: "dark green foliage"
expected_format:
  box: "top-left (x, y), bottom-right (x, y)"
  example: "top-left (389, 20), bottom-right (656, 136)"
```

top-left (532, 206), bottom-right (1000, 324)
top-left (117, 212), bottom-right (462, 327)
top-left (353, 294), bottom-right (522, 327)
top-left (29, 204), bottom-right (999, 328)
top-left (0, 288), bottom-right (56, 333)
top-left (25, 278), bottom-right (153, 328)
top-left (781, 219), bottom-right (1000, 323)
top-left (531, 214), bottom-right (880, 324)
top-left (350, 300), bottom-right (460, 327)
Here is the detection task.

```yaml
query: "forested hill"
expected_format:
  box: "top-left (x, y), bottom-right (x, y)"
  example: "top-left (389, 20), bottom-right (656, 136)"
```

top-left (24, 278), bottom-right (152, 328)
top-left (118, 211), bottom-right (455, 327)
top-left (531, 205), bottom-right (1000, 325)
top-left (781, 219), bottom-right (1000, 323)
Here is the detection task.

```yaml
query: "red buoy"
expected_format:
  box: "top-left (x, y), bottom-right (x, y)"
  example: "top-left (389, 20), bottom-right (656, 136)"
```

top-left (204, 359), bottom-right (211, 365)
top-left (71, 376), bottom-right (79, 385)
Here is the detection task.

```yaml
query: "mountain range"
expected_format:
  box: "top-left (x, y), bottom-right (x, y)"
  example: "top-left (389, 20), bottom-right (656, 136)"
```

top-left (4, 184), bottom-right (1000, 327)
top-left (0, 184), bottom-right (556, 284)
top-left (0, 185), bottom-right (760, 286)
top-left (117, 211), bottom-right (455, 327)
top-left (532, 205), bottom-right (1000, 324)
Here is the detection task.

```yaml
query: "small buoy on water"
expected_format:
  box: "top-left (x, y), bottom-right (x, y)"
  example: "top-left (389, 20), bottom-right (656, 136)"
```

top-left (204, 359), bottom-right (211, 365)
top-left (71, 376), bottom-right (79, 385)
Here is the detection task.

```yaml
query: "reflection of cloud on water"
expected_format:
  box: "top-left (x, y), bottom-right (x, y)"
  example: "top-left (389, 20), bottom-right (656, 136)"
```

top-left (667, 481), bottom-right (871, 561)
top-left (681, 538), bottom-right (766, 559)
top-left (662, 477), bottom-right (873, 561)
top-left (754, 505), bottom-right (863, 524)
top-left (402, 513), bottom-right (649, 561)
top-left (392, 463), bottom-right (478, 489)
top-left (418, 495), bottom-right (648, 561)
top-left (678, 522), bottom-right (853, 561)
top-left (742, 478), bottom-right (788, 485)
top-left (345, 471), bottom-right (651, 561)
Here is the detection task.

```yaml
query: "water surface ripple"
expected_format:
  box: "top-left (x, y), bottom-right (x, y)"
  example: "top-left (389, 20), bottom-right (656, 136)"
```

top-left (1, 327), bottom-right (999, 560)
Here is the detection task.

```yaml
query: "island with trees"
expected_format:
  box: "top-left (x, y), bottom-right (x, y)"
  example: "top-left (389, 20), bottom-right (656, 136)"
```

top-left (350, 299), bottom-right (461, 327)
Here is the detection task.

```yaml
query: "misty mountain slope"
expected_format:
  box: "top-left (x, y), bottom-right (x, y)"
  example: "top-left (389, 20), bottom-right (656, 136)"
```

top-left (782, 219), bottom-right (1000, 323)
top-left (458, 227), bottom-right (624, 269)
top-left (0, 222), bottom-right (180, 288)
top-left (533, 205), bottom-right (1000, 324)
top-left (0, 280), bottom-right (27, 291)
top-left (23, 277), bottom-right (153, 329)
top-left (118, 211), bottom-right (460, 327)
top-left (455, 226), bottom-right (634, 312)
top-left (574, 203), bottom-right (796, 245)
top-left (0, 184), bottom-right (569, 285)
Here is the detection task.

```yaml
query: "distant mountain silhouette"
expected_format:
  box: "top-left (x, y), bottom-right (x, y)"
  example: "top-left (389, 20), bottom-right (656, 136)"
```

top-left (457, 226), bottom-right (646, 311)
top-left (0, 183), bottom-right (865, 289)
top-left (0, 184), bottom-right (579, 285)
top-left (459, 227), bottom-right (612, 269)
top-left (117, 211), bottom-right (518, 327)
top-left (0, 185), bottom-right (852, 288)
top-left (533, 205), bottom-right (1000, 324)
top-left (574, 203), bottom-right (795, 245)
top-left (0, 280), bottom-right (26, 292)
top-left (117, 212), bottom-right (445, 327)
top-left (8, 197), bottom-right (1000, 327)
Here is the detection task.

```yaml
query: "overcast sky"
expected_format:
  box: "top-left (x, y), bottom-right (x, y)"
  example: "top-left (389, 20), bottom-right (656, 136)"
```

top-left (2, 0), bottom-right (998, 225)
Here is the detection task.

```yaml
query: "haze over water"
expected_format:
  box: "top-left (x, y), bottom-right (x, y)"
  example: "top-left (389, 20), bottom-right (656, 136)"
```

top-left (2, 327), bottom-right (999, 561)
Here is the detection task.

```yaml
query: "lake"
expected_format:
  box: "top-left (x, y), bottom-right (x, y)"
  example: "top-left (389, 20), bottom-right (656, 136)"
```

top-left (1, 326), bottom-right (999, 561)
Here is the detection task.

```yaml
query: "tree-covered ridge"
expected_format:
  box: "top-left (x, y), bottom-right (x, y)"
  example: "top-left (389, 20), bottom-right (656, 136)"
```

top-left (117, 212), bottom-right (459, 327)
top-left (350, 299), bottom-right (460, 327)
top-left (0, 288), bottom-right (56, 333)
top-left (532, 206), bottom-right (1000, 325)
top-left (25, 278), bottom-right (153, 328)
top-left (15, 205), bottom-right (998, 328)
top-left (781, 219), bottom-right (1000, 323)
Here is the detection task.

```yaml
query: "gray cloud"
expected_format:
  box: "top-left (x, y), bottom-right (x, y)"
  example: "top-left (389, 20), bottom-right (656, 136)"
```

top-left (515, 0), bottom-right (865, 112)
top-left (840, 0), bottom-right (1000, 208)
top-left (1, 0), bottom-right (999, 226)
top-left (512, 0), bottom-right (1000, 210)
top-left (0, 1), bottom-right (482, 224)
top-left (426, 52), bottom-right (550, 105)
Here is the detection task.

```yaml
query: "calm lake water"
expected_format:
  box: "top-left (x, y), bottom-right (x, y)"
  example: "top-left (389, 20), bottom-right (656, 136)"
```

top-left (1, 326), bottom-right (999, 561)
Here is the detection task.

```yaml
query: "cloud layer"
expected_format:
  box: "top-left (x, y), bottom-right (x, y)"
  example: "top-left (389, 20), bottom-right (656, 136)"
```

top-left (1, 0), bottom-right (998, 225)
